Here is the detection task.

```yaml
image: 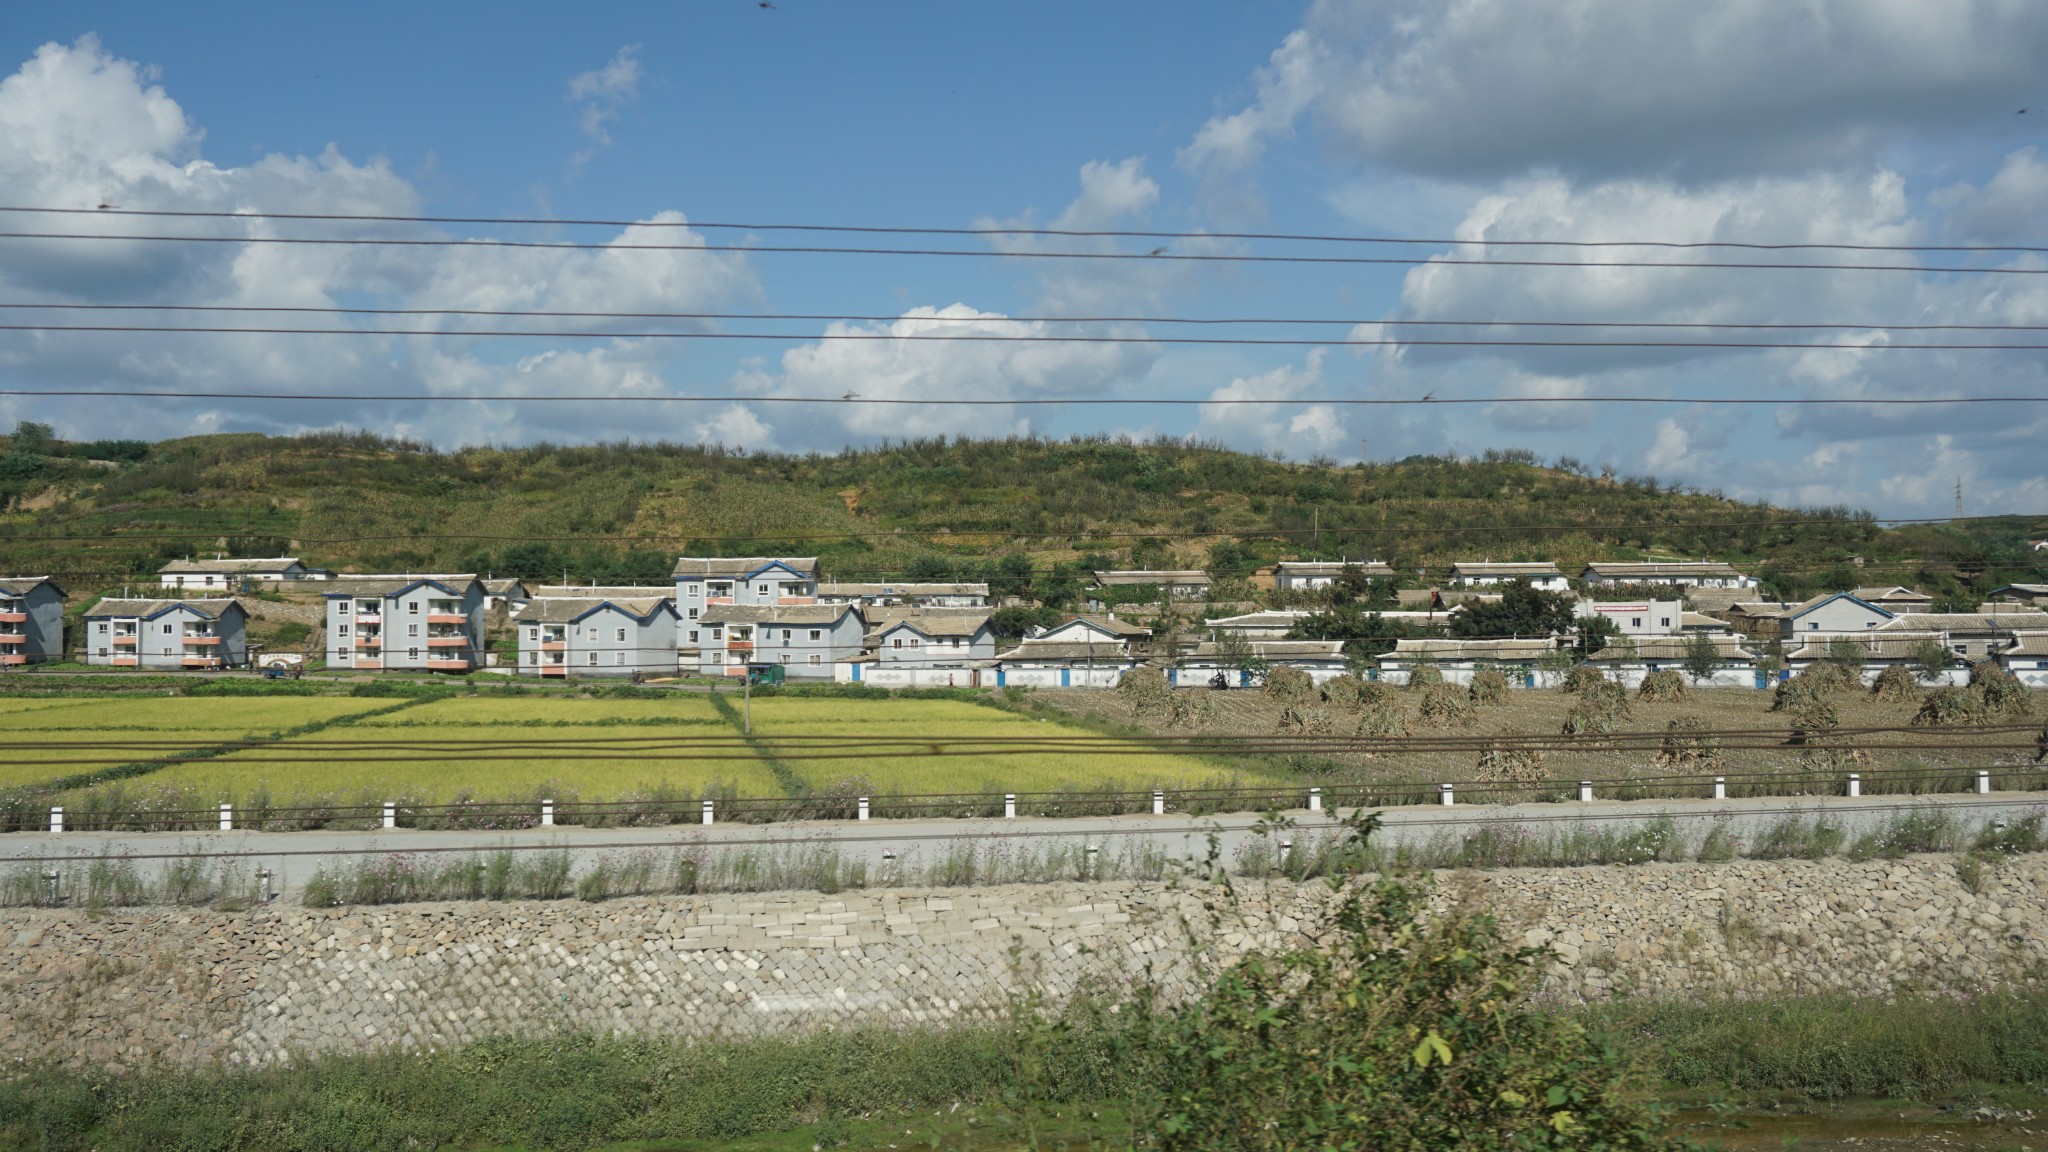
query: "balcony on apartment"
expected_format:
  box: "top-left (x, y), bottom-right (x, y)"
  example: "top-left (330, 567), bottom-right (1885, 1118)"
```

top-left (540, 626), bottom-right (568, 651)
top-left (705, 582), bottom-right (735, 605)
top-left (727, 627), bottom-right (754, 655)
top-left (180, 625), bottom-right (222, 648)
top-left (540, 652), bottom-right (567, 677)
top-left (354, 629), bottom-right (383, 649)
top-left (353, 601), bottom-right (382, 624)
top-left (0, 601), bottom-right (25, 625)
top-left (427, 599), bottom-right (467, 625)
top-left (0, 645), bottom-right (26, 666)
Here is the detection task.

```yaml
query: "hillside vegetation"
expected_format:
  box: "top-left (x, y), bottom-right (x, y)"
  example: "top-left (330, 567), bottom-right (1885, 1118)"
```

top-left (0, 426), bottom-right (2040, 603)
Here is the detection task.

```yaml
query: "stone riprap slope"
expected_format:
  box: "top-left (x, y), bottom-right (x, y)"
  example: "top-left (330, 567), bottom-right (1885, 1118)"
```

top-left (4, 854), bottom-right (2045, 1071)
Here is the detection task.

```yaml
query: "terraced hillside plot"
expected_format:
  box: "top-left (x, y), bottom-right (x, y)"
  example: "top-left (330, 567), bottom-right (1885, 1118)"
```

top-left (133, 723), bottom-right (783, 804)
top-left (744, 697), bottom-right (1239, 794)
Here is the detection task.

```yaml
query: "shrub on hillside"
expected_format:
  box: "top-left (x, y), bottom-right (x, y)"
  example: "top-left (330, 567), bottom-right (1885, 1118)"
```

top-left (1264, 666), bottom-right (1316, 704)
top-left (1637, 669), bottom-right (1687, 702)
top-left (1870, 664), bottom-right (1918, 702)
top-left (1467, 666), bottom-right (1510, 706)
top-left (1167, 689), bottom-right (1215, 730)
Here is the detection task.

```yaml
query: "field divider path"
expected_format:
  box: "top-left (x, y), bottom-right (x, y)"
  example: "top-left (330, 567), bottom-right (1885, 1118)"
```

top-left (8, 694), bottom-right (449, 798)
top-left (706, 687), bottom-right (810, 796)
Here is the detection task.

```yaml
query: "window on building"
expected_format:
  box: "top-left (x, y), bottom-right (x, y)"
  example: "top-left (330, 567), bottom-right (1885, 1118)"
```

top-left (1661, 618), bottom-right (1671, 628)
top-left (587, 653), bottom-right (598, 666)
top-left (407, 624), bottom-right (420, 637)
top-left (615, 652), bottom-right (626, 664)
top-left (779, 652), bottom-right (790, 664)
top-left (687, 607), bottom-right (699, 620)
top-left (528, 628), bottom-right (538, 641)
top-left (527, 652), bottom-right (538, 665)
top-left (1809, 622), bottom-right (1820, 630)
top-left (616, 628), bottom-right (626, 642)
top-left (97, 647), bottom-right (107, 657)
top-left (685, 583), bottom-right (700, 596)
top-left (781, 628), bottom-right (792, 640)
top-left (711, 628), bottom-right (723, 640)
top-left (96, 622), bottom-right (107, 633)
top-left (808, 653), bottom-right (822, 666)
top-left (809, 629), bottom-right (822, 641)
top-left (588, 627), bottom-right (600, 642)
top-left (337, 602), bottom-right (350, 615)
top-left (908, 638), bottom-right (920, 648)
top-left (688, 630), bottom-right (699, 643)
top-left (892, 638), bottom-right (903, 649)
top-left (758, 583), bottom-right (769, 595)
top-left (337, 624), bottom-right (350, 637)
top-left (1630, 618), bottom-right (1642, 629)
top-left (162, 623), bottom-right (173, 635)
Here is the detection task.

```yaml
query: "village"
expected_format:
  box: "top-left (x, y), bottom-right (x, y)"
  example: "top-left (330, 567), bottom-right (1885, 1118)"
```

top-left (5, 553), bottom-right (2043, 691)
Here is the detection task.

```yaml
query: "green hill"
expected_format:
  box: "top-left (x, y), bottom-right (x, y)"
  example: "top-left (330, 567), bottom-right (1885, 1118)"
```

top-left (0, 425), bottom-right (2040, 605)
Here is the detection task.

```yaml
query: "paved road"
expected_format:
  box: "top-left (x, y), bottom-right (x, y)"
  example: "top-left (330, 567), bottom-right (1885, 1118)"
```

top-left (6, 791), bottom-right (2043, 897)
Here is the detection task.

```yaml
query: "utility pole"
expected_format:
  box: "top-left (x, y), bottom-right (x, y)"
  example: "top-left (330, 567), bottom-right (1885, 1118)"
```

top-left (1954, 478), bottom-right (1965, 520)
top-left (743, 667), bottom-right (752, 734)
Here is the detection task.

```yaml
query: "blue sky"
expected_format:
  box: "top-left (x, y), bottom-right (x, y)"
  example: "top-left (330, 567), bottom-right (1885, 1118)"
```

top-left (1, 1), bottom-right (2046, 519)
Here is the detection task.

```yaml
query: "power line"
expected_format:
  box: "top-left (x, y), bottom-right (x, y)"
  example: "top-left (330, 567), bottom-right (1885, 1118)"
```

top-left (10, 321), bottom-right (2048, 352)
top-left (10, 303), bottom-right (2048, 333)
top-left (2, 388), bottom-right (2045, 407)
top-left (3, 229), bottom-right (2045, 274)
top-left (9, 205), bottom-right (2048, 255)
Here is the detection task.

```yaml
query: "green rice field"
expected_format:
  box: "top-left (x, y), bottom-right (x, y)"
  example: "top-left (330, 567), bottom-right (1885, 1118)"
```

top-left (4, 690), bottom-right (1240, 808)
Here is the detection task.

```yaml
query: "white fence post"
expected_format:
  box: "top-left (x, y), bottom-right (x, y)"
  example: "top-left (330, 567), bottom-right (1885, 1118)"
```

top-left (219, 802), bottom-right (233, 832)
top-left (48, 806), bottom-right (62, 835)
top-left (701, 799), bottom-right (715, 826)
top-left (1713, 776), bottom-right (1727, 801)
top-left (1153, 790), bottom-right (1166, 816)
top-left (1307, 787), bottom-right (1322, 813)
top-left (857, 796), bottom-right (870, 822)
top-left (540, 799), bottom-right (554, 827)
top-left (1004, 793), bottom-right (1017, 820)
top-left (1846, 774), bottom-right (1861, 799)
top-left (382, 801), bottom-right (396, 829)
top-left (1976, 770), bottom-right (1992, 795)
top-left (1577, 780), bottom-right (1594, 803)
top-left (1439, 783), bottom-right (1455, 806)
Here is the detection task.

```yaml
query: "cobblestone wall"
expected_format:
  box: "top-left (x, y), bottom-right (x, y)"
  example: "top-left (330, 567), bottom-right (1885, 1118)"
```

top-left (4, 853), bottom-right (2045, 1071)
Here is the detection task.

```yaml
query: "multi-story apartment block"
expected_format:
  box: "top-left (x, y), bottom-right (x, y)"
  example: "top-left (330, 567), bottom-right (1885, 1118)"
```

top-left (82, 598), bottom-right (248, 670)
top-left (690, 603), bottom-right (864, 679)
top-left (672, 557), bottom-right (819, 629)
top-left (323, 575), bottom-right (486, 673)
top-left (1573, 599), bottom-right (1687, 636)
top-left (159, 557), bottom-right (329, 589)
top-left (0, 577), bottom-right (65, 667)
top-left (515, 596), bottom-right (678, 678)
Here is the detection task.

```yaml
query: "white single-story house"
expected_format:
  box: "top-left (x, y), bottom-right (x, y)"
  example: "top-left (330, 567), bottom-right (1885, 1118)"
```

top-left (1996, 632), bottom-right (2048, 686)
top-left (1585, 635), bottom-right (1758, 687)
top-left (1174, 639), bottom-right (1349, 686)
top-left (1446, 562), bottom-right (1569, 592)
top-left (992, 637), bottom-right (1136, 688)
top-left (1089, 570), bottom-right (1212, 604)
top-left (1784, 631), bottom-right (1970, 687)
top-left (1375, 638), bottom-right (1562, 686)
top-left (816, 582), bottom-right (992, 608)
top-left (1203, 609), bottom-right (1313, 639)
top-left (1271, 560), bottom-right (1393, 592)
top-left (1878, 610), bottom-right (2048, 664)
top-left (159, 557), bottom-right (329, 589)
top-left (1579, 561), bottom-right (1757, 589)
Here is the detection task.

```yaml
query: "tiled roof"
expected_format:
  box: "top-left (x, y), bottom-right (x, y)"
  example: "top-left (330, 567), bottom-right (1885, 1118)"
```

top-left (1449, 561), bottom-right (1561, 577)
top-left (816, 582), bottom-right (990, 597)
top-left (2000, 632), bottom-right (2048, 657)
top-left (1382, 638), bottom-right (1559, 661)
top-left (1582, 561), bottom-right (1746, 578)
top-left (698, 603), bottom-right (858, 626)
top-left (158, 557), bottom-right (305, 574)
top-left (324, 575), bottom-right (480, 597)
top-left (1850, 586), bottom-right (1933, 603)
top-left (1786, 631), bottom-right (1949, 661)
top-left (513, 597), bottom-right (673, 624)
top-left (83, 597), bottom-right (242, 620)
top-left (1092, 570), bottom-right (1211, 586)
top-left (532, 584), bottom-right (671, 600)
top-left (482, 579), bottom-right (529, 596)
top-left (1184, 640), bottom-right (1345, 659)
top-left (1680, 612), bottom-right (1728, 630)
top-left (1052, 615), bottom-right (1153, 638)
top-left (671, 557), bottom-right (817, 579)
top-left (0, 576), bottom-right (59, 597)
top-left (1878, 611), bottom-right (2048, 632)
top-left (1203, 610), bottom-right (1313, 629)
top-left (1273, 561), bottom-right (1393, 577)
top-left (1589, 635), bottom-right (1753, 662)
top-left (872, 611), bottom-right (994, 638)
top-left (996, 641), bottom-right (1134, 662)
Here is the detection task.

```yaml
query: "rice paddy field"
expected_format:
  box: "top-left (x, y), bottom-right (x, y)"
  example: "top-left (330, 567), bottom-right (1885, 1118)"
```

top-left (1, 690), bottom-right (1237, 814)
top-left (744, 696), bottom-right (1236, 794)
